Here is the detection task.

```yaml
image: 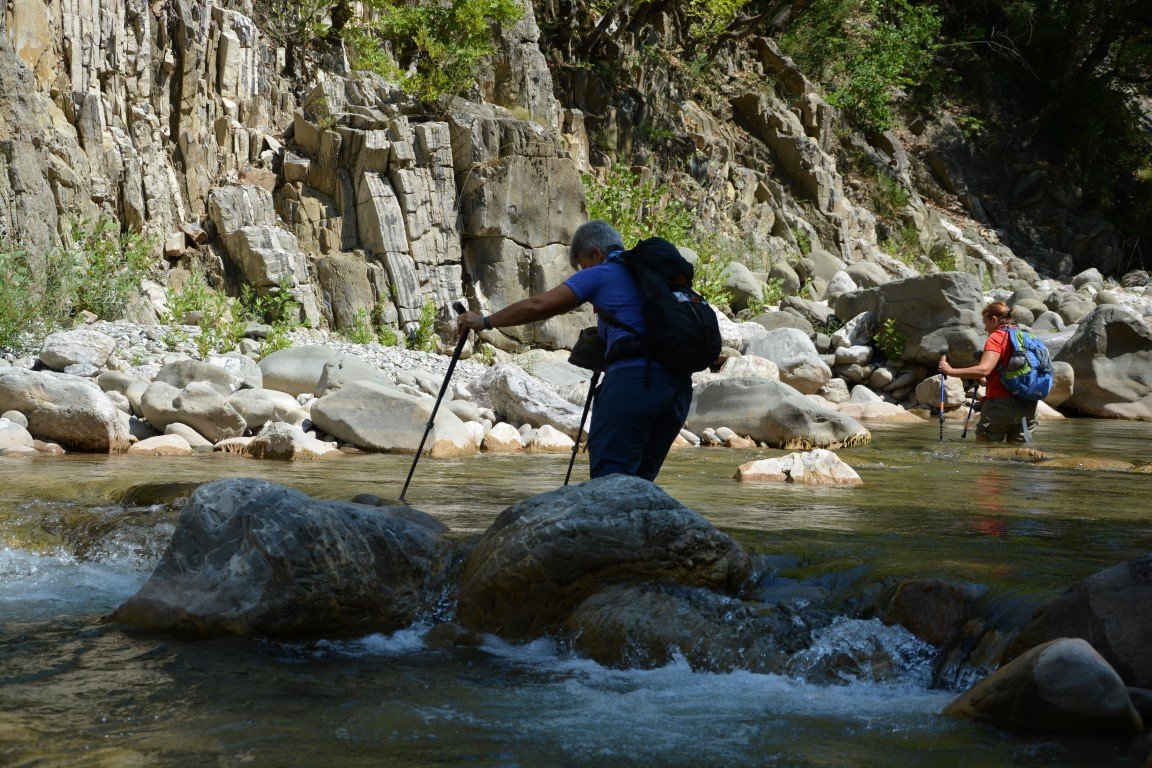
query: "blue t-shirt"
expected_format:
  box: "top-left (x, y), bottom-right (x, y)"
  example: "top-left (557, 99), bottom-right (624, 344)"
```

top-left (564, 261), bottom-right (649, 371)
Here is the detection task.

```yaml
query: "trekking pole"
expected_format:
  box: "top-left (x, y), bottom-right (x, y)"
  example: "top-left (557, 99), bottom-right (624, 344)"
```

top-left (564, 369), bottom-right (601, 486)
top-left (1021, 416), bottom-right (1032, 446)
top-left (960, 384), bottom-right (978, 438)
top-left (399, 301), bottom-right (469, 505)
top-left (938, 372), bottom-right (946, 443)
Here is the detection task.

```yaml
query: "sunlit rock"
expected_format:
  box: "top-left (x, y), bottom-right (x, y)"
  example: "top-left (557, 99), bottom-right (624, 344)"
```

top-left (734, 449), bottom-right (862, 485)
top-left (0, 368), bottom-right (129, 453)
top-left (945, 638), bottom-right (1143, 734)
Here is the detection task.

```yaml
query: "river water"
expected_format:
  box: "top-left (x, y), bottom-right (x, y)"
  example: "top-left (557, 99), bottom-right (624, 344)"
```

top-left (1, 420), bottom-right (1150, 767)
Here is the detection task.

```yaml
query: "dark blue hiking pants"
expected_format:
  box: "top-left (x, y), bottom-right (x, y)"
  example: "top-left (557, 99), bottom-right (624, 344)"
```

top-left (587, 365), bottom-right (693, 482)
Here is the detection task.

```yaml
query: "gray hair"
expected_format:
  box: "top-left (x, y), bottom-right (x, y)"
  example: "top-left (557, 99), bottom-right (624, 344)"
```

top-left (569, 220), bottom-right (624, 269)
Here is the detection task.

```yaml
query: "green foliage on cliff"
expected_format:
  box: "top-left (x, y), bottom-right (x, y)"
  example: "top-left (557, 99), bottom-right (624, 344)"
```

top-left (583, 164), bottom-right (737, 308)
top-left (0, 237), bottom-right (69, 350)
top-left (936, 0), bottom-right (1152, 245)
top-left (371, 0), bottom-right (524, 102)
top-left (0, 216), bottom-right (155, 350)
top-left (780, 0), bottom-right (941, 131)
top-left (67, 216), bottom-right (156, 322)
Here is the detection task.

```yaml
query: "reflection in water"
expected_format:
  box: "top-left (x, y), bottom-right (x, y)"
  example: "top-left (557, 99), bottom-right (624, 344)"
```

top-left (1, 419), bottom-right (1151, 766)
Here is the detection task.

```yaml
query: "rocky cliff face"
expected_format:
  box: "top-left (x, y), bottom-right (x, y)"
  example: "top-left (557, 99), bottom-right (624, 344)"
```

top-left (0, 0), bottom-right (1112, 352)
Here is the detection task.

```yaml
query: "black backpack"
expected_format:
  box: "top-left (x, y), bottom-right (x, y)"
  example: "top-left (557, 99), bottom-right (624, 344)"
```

top-left (599, 237), bottom-right (722, 374)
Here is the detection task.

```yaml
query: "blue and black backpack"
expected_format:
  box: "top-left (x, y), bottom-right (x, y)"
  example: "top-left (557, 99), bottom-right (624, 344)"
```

top-left (598, 237), bottom-right (722, 375)
top-left (998, 325), bottom-right (1054, 401)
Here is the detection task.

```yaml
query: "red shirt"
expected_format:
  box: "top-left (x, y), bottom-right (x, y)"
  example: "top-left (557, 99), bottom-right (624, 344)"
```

top-left (983, 327), bottom-right (1012, 399)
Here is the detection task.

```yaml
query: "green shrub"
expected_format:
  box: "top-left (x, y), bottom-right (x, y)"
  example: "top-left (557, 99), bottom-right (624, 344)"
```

top-left (343, 310), bottom-right (377, 345)
top-left (407, 299), bottom-right (438, 352)
top-left (584, 163), bottom-right (694, 248)
top-left (872, 317), bottom-right (905, 360)
top-left (583, 163), bottom-right (736, 309)
top-left (67, 216), bottom-right (155, 321)
top-left (351, 0), bottom-right (523, 103)
top-left (239, 278), bottom-right (302, 356)
top-left (780, 0), bottom-right (942, 132)
top-left (745, 277), bottom-right (786, 316)
top-left (377, 326), bottom-right (399, 347)
top-left (0, 237), bottom-right (70, 351)
top-left (163, 271), bottom-right (245, 358)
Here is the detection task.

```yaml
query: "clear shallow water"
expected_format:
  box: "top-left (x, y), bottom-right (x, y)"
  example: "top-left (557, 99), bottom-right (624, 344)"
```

top-left (1, 419), bottom-right (1151, 767)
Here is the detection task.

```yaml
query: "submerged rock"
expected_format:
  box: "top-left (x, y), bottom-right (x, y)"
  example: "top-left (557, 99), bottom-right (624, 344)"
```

top-left (945, 638), bottom-right (1143, 734)
top-left (456, 474), bottom-right (751, 640)
top-left (563, 582), bottom-right (807, 673)
top-left (874, 577), bottom-right (988, 648)
top-left (112, 478), bottom-right (454, 638)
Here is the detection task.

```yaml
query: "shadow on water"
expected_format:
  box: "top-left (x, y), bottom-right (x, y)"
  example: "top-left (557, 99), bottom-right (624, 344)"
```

top-left (1, 419), bottom-right (1151, 766)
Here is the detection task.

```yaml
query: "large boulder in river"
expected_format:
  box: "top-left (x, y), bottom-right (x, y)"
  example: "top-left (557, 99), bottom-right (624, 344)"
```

top-left (1054, 305), bottom-right (1152, 420)
top-left (310, 380), bottom-right (476, 456)
top-left (686, 376), bottom-right (871, 449)
top-left (1003, 553), bottom-right (1152, 688)
top-left (0, 368), bottom-right (129, 453)
top-left (456, 475), bottom-right (752, 640)
top-left (156, 358), bottom-right (245, 396)
top-left (944, 638), bottom-right (1143, 734)
top-left (112, 478), bottom-right (453, 637)
top-left (834, 273), bottom-right (984, 365)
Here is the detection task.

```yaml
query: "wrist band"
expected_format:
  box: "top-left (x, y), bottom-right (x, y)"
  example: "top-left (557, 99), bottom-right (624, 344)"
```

top-left (483, 315), bottom-right (493, 330)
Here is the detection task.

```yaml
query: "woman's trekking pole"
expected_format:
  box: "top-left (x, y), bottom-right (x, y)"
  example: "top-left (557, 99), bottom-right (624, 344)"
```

top-left (960, 384), bottom-right (978, 438)
top-left (564, 369), bottom-right (601, 486)
top-left (938, 372), bottom-right (946, 443)
top-left (399, 301), bottom-right (469, 505)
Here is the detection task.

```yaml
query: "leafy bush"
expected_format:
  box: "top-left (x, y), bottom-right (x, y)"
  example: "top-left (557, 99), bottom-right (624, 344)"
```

top-left (163, 271), bottom-right (246, 358)
top-left (239, 278), bottom-right (302, 356)
top-left (343, 310), bottom-right (377, 345)
top-left (583, 164), bottom-right (738, 309)
top-left (584, 163), bottom-right (695, 248)
top-left (0, 237), bottom-right (70, 351)
top-left (67, 216), bottom-right (155, 321)
top-left (745, 277), bottom-right (786, 316)
top-left (872, 317), bottom-right (905, 360)
top-left (407, 299), bottom-right (438, 352)
top-left (780, 0), bottom-right (942, 131)
top-left (350, 0), bottom-right (524, 103)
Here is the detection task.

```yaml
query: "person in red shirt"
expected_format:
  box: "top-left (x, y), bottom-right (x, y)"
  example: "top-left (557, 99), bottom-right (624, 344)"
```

top-left (938, 301), bottom-right (1038, 443)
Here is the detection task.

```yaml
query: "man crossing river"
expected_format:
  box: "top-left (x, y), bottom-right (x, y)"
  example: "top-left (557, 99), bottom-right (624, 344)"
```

top-left (456, 220), bottom-right (695, 481)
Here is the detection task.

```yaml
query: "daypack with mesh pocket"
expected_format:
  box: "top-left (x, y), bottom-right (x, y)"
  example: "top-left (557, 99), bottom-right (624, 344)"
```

top-left (998, 326), bottom-right (1054, 401)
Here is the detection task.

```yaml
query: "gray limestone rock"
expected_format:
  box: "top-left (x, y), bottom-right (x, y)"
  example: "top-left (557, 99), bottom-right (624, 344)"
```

top-left (0, 368), bottom-right (130, 453)
top-left (310, 380), bottom-right (475, 456)
top-left (1004, 553), bottom-right (1152, 688)
top-left (39, 329), bottom-right (116, 371)
top-left (686, 376), bottom-right (871, 449)
top-left (1055, 305), bottom-right (1152, 419)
